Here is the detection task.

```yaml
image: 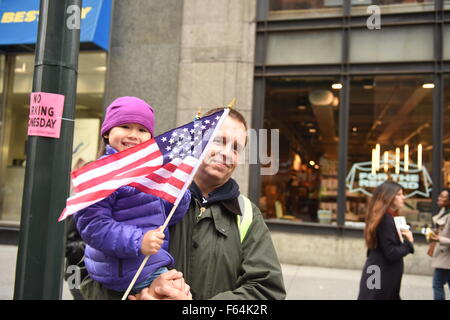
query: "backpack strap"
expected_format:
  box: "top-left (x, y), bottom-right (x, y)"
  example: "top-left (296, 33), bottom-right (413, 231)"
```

top-left (237, 195), bottom-right (253, 243)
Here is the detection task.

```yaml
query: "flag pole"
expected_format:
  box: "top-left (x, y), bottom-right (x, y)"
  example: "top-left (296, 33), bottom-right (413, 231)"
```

top-left (120, 205), bottom-right (177, 300)
top-left (121, 108), bottom-right (230, 300)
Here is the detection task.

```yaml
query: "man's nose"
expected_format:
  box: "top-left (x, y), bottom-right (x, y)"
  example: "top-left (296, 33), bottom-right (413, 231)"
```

top-left (218, 145), bottom-right (234, 163)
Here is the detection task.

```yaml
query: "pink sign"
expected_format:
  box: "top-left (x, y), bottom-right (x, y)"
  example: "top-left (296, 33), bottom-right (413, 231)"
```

top-left (28, 92), bottom-right (65, 139)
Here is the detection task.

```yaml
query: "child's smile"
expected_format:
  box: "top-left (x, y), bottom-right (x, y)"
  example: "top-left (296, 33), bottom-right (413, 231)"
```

top-left (105, 123), bottom-right (152, 152)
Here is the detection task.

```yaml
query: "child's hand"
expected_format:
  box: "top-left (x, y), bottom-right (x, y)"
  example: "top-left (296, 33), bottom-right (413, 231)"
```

top-left (141, 226), bottom-right (165, 256)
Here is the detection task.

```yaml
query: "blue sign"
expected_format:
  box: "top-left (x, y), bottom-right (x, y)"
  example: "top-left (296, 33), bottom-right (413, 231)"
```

top-left (0, 0), bottom-right (111, 50)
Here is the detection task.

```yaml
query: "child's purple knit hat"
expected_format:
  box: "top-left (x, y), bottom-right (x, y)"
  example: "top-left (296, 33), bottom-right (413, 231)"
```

top-left (101, 96), bottom-right (154, 136)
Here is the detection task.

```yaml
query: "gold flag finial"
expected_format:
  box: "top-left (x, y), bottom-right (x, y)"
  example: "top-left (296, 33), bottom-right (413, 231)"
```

top-left (227, 98), bottom-right (236, 109)
top-left (194, 106), bottom-right (202, 120)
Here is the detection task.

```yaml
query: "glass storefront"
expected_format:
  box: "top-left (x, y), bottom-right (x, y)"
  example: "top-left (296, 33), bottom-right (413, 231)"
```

top-left (266, 31), bottom-right (342, 65)
top-left (444, 76), bottom-right (450, 188)
top-left (268, 0), bottom-right (434, 19)
top-left (352, 0), bottom-right (434, 15)
top-left (261, 77), bottom-right (340, 222)
top-left (256, 2), bottom-right (449, 229)
top-left (0, 55), bottom-right (4, 93)
top-left (349, 26), bottom-right (434, 63)
top-left (0, 52), bottom-right (106, 223)
top-left (347, 75), bottom-right (433, 230)
top-left (269, 0), bottom-right (343, 18)
top-left (260, 75), bottom-right (435, 229)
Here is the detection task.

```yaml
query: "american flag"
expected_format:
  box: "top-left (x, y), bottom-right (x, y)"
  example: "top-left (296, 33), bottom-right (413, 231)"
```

top-left (58, 108), bottom-right (229, 222)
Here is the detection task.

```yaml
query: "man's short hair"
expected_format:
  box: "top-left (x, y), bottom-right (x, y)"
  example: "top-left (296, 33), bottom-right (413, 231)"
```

top-left (203, 107), bottom-right (248, 146)
top-left (203, 107), bottom-right (248, 131)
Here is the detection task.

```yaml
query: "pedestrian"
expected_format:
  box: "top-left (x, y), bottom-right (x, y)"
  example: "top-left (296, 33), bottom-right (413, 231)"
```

top-left (73, 96), bottom-right (191, 299)
top-left (429, 188), bottom-right (450, 300)
top-left (357, 180), bottom-right (414, 300)
top-left (130, 107), bottom-right (286, 300)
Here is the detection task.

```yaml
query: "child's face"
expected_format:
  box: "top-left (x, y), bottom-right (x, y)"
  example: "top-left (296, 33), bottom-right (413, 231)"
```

top-left (104, 123), bottom-right (152, 152)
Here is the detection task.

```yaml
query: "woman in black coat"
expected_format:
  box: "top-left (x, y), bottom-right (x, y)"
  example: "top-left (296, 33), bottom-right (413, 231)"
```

top-left (357, 181), bottom-right (415, 300)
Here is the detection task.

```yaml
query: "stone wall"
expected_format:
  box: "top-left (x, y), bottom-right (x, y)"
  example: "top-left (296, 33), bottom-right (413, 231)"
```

top-left (175, 0), bottom-right (257, 195)
top-left (105, 0), bottom-right (184, 135)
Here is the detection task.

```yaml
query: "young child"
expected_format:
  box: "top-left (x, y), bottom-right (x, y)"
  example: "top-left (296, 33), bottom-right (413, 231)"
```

top-left (74, 96), bottom-right (191, 297)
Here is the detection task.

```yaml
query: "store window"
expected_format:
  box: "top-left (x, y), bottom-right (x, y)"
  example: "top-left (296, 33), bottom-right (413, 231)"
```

top-left (268, 0), bottom-right (342, 18)
top-left (352, 0), bottom-right (434, 15)
top-left (347, 75), bottom-right (433, 230)
top-left (266, 30), bottom-right (342, 65)
top-left (268, 0), bottom-right (433, 17)
top-left (444, 76), bottom-right (450, 188)
top-left (261, 77), bottom-right (340, 223)
top-left (0, 52), bottom-right (107, 223)
top-left (0, 55), bottom-right (4, 94)
top-left (350, 25), bottom-right (434, 63)
top-left (445, 24), bottom-right (450, 61)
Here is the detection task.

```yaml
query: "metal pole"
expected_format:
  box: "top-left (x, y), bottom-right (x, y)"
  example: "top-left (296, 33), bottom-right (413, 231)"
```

top-left (14, 0), bottom-right (81, 300)
top-left (431, 0), bottom-right (444, 216)
top-left (337, 0), bottom-right (351, 228)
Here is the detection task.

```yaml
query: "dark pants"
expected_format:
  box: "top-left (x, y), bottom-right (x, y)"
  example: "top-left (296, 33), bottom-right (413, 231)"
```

top-left (80, 276), bottom-right (124, 300)
top-left (432, 268), bottom-right (450, 300)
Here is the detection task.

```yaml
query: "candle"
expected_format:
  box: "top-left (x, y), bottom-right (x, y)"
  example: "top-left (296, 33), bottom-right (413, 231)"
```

top-left (418, 144), bottom-right (422, 170)
top-left (395, 147), bottom-right (400, 174)
top-left (404, 144), bottom-right (409, 172)
top-left (384, 151), bottom-right (389, 172)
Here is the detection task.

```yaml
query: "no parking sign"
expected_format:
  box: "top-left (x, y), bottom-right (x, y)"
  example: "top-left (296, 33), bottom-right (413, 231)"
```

top-left (28, 92), bottom-right (65, 139)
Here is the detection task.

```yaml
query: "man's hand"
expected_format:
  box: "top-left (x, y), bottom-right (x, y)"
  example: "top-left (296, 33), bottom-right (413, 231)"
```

top-left (128, 269), bottom-right (192, 300)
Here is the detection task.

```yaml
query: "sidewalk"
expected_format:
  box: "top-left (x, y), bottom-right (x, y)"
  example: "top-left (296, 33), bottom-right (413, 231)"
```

top-left (282, 264), bottom-right (437, 300)
top-left (1, 244), bottom-right (443, 300)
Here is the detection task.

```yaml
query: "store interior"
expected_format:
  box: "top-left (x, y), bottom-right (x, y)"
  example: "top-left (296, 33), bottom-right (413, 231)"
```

top-left (261, 75), bottom-right (450, 230)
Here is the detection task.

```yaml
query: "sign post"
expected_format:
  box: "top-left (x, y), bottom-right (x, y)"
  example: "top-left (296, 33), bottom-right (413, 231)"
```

top-left (14, 0), bottom-right (81, 300)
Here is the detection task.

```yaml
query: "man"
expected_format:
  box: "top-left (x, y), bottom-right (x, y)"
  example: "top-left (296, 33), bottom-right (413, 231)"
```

top-left (133, 108), bottom-right (286, 300)
top-left (80, 108), bottom-right (285, 300)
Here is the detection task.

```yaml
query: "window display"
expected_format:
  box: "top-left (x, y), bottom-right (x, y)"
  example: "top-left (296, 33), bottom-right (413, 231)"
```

top-left (261, 77), bottom-right (340, 223)
top-left (0, 52), bottom-right (107, 222)
top-left (348, 75), bottom-right (433, 230)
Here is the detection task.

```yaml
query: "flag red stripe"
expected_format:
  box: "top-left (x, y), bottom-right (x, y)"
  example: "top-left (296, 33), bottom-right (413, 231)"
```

top-left (74, 159), bottom-right (186, 197)
top-left (71, 139), bottom-right (155, 179)
top-left (167, 176), bottom-right (185, 190)
top-left (75, 165), bottom-right (162, 193)
top-left (143, 172), bottom-right (187, 190)
top-left (74, 149), bottom-right (162, 193)
top-left (67, 189), bottom-right (117, 206)
top-left (69, 166), bottom-right (190, 207)
top-left (130, 183), bottom-right (177, 203)
top-left (178, 162), bottom-right (194, 175)
top-left (164, 162), bottom-right (178, 173)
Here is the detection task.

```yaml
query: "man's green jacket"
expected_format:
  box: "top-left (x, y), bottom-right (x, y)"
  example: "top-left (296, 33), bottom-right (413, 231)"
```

top-left (169, 181), bottom-right (286, 300)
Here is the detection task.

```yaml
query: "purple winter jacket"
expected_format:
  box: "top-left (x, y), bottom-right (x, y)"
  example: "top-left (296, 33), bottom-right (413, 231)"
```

top-left (74, 145), bottom-right (191, 291)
